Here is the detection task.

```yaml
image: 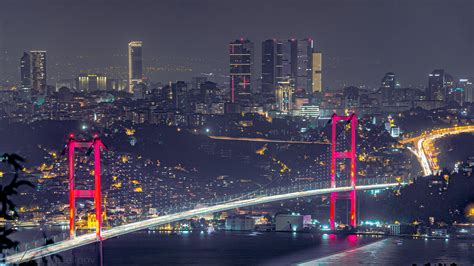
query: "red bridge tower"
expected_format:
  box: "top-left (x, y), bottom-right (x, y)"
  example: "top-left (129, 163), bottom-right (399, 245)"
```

top-left (65, 134), bottom-right (107, 239)
top-left (330, 113), bottom-right (357, 230)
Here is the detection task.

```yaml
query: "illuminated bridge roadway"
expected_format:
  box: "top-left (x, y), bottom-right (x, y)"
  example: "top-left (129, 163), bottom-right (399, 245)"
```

top-left (208, 135), bottom-right (330, 145)
top-left (4, 177), bottom-right (406, 264)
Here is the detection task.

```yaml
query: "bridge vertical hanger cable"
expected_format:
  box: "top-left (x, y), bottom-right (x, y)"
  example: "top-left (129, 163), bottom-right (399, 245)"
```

top-left (215, 116), bottom-right (337, 205)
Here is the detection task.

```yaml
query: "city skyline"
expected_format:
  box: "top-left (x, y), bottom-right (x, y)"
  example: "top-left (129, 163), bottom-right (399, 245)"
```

top-left (1, 1), bottom-right (474, 265)
top-left (11, 40), bottom-right (474, 115)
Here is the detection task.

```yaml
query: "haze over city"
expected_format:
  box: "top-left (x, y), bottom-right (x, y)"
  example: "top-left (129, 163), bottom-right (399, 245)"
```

top-left (1, 0), bottom-right (474, 88)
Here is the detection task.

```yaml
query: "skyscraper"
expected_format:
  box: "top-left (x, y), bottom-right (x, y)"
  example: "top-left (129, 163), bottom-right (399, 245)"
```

top-left (428, 69), bottom-right (445, 101)
top-left (229, 39), bottom-right (254, 107)
top-left (128, 41), bottom-right (143, 94)
top-left (459, 79), bottom-right (473, 103)
top-left (311, 52), bottom-right (322, 93)
top-left (381, 72), bottom-right (395, 103)
top-left (20, 52), bottom-right (31, 88)
top-left (295, 38), bottom-right (313, 94)
top-left (280, 39), bottom-right (295, 83)
top-left (261, 39), bottom-right (282, 106)
top-left (261, 38), bottom-right (319, 109)
top-left (274, 38), bottom-right (315, 95)
top-left (31, 50), bottom-right (47, 94)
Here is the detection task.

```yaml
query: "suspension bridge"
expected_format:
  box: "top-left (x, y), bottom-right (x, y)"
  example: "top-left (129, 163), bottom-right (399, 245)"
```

top-left (3, 177), bottom-right (405, 264)
top-left (2, 113), bottom-right (411, 264)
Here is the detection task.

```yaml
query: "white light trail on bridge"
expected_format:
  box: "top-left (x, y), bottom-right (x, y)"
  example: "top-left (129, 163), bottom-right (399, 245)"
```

top-left (4, 183), bottom-right (402, 264)
top-left (209, 136), bottom-right (329, 144)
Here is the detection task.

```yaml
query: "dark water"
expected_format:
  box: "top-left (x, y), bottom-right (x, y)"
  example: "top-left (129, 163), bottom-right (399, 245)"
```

top-left (307, 237), bottom-right (474, 265)
top-left (23, 231), bottom-right (473, 265)
top-left (52, 231), bottom-right (378, 265)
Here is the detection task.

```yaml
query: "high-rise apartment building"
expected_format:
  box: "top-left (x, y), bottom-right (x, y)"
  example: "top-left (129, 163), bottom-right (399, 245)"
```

top-left (381, 72), bottom-right (396, 103)
top-left (20, 52), bottom-right (31, 88)
top-left (459, 78), bottom-right (474, 103)
top-left (428, 69), bottom-right (445, 101)
top-left (128, 41), bottom-right (143, 94)
top-left (31, 50), bottom-right (47, 94)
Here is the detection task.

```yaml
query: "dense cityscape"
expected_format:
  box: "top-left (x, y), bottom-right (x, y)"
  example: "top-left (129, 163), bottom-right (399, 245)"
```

top-left (1, 0), bottom-right (474, 265)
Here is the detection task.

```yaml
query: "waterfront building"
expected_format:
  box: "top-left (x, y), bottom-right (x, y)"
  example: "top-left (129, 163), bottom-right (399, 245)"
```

top-left (225, 215), bottom-right (256, 231)
top-left (275, 214), bottom-right (311, 232)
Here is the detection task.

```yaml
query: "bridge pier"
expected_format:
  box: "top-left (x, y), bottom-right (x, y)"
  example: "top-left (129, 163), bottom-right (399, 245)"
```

top-left (330, 192), bottom-right (336, 230)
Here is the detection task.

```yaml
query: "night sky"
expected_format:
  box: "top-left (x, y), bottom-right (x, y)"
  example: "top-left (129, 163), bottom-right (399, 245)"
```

top-left (1, 0), bottom-right (473, 89)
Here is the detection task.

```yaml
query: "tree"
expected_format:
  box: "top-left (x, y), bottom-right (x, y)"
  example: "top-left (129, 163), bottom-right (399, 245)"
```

top-left (0, 153), bottom-right (63, 265)
top-left (0, 154), bottom-right (33, 252)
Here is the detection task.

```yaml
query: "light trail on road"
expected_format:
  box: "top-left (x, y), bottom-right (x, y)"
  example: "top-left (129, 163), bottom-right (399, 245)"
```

top-left (401, 125), bottom-right (474, 176)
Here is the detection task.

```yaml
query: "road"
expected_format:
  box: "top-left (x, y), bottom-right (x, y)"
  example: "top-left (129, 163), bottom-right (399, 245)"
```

top-left (4, 182), bottom-right (402, 264)
top-left (401, 125), bottom-right (474, 176)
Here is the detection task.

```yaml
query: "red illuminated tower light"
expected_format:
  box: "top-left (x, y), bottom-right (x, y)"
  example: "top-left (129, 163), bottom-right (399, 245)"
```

top-left (66, 135), bottom-right (107, 239)
top-left (330, 113), bottom-right (357, 230)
